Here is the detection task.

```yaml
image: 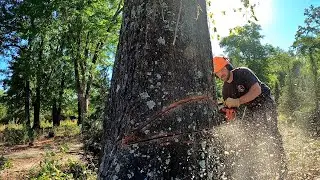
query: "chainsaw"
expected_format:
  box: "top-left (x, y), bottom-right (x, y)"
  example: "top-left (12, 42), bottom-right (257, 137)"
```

top-left (218, 102), bottom-right (237, 121)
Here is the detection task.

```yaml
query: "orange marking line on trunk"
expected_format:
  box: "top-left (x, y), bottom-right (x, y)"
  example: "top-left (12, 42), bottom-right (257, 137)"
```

top-left (121, 95), bottom-right (217, 146)
top-left (135, 95), bottom-right (216, 131)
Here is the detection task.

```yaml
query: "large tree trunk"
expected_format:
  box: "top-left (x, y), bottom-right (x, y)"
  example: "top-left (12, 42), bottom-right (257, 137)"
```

top-left (99, 0), bottom-right (225, 179)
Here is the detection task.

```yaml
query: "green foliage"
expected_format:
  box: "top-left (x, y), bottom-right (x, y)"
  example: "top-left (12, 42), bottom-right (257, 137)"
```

top-left (278, 59), bottom-right (306, 118)
top-left (291, 5), bottom-right (320, 134)
top-left (0, 90), bottom-right (8, 123)
top-left (1, 62), bottom-right (26, 124)
top-left (0, 123), bottom-right (5, 132)
top-left (82, 83), bottom-right (107, 162)
top-left (83, 116), bottom-right (103, 159)
top-left (61, 89), bottom-right (78, 117)
top-left (64, 159), bottom-right (88, 180)
top-left (214, 78), bottom-right (224, 100)
top-left (267, 49), bottom-right (299, 106)
top-left (220, 23), bottom-right (270, 83)
top-left (59, 143), bottom-right (70, 154)
top-left (30, 151), bottom-right (73, 179)
top-left (207, 0), bottom-right (259, 41)
top-left (0, 156), bottom-right (13, 170)
top-left (3, 124), bottom-right (28, 145)
top-left (0, 103), bottom-right (8, 123)
top-left (82, 60), bottom-right (110, 158)
top-left (270, 50), bottom-right (317, 127)
top-left (54, 120), bottom-right (80, 137)
top-left (0, 120), bottom-right (80, 144)
top-left (0, 0), bottom-right (121, 128)
top-left (29, 151), bottom-right (97, 179)
top-left (40, 119), bottom-right (53, 129)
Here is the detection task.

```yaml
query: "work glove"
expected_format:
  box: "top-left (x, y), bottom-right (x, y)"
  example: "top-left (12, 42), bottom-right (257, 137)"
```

top-left (225, 98), bottom-right (240, 108)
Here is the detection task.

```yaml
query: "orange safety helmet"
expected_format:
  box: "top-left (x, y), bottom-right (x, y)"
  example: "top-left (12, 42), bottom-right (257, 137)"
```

top-left (212, 56), bottom-right (229, 73)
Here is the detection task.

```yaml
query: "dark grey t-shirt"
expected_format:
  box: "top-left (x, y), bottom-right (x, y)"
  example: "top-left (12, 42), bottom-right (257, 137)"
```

top-left (222, 67), bottom-right (271, 108)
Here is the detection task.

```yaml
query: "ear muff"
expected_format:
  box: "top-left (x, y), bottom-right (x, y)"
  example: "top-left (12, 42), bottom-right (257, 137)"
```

top-left (226, 63), bottom-right (234, 71)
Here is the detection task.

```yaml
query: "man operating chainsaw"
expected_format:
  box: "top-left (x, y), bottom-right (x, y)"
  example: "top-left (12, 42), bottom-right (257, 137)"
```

top-left (213, 56), bottom-right (287, 180)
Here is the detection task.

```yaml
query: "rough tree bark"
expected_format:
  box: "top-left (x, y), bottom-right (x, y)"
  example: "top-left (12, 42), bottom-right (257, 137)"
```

top-left (74, 29), bottom-right (86, 125)
top-left (52, 98), bottom-right (59, 126)
top-left (25, 79), bottom-right (34, 144)
top-left (33, 84), bottom-right (41, 130)
top-left (25, 79), bottom-right (31, 128)
top-left (57, 74), bottom-right (65, 125)
top-left (99, 0), bottom-right (225, 179)
top-left (33, 39), bottom-right (45, 130)
top-left (52, 74), bottom-right (66, 126)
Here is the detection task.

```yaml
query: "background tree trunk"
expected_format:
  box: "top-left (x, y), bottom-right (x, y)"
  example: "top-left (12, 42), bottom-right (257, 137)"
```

top-left (25, 79), bottom-right (31, 128)
top-left (33, 39), bottom-right (44, 130)
top-left (57, 75), bottom-right (65, 126)
top-left (25, 79), bottom-right (34, 144)
top-left (52, 98), bottom-right (59, 126)
top-left (99, 0), bottom-right (225, 179)
top-left (74, 56), bottom-right (86, 125)
top-left (33, 84), bottom-right (41, 130)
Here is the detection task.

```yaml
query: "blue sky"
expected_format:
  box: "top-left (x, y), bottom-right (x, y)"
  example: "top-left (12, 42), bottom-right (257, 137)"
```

top-left (0, 56), bottom-right (9, 83)
top-left (209, 0), bottom-right (320, 55)
top-left (261, 0), bottom-right (320, 50)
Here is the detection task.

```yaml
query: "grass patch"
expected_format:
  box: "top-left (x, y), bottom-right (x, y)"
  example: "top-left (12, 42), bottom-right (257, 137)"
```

top-left (0, 156), bottom-right (13, 170)
top-left (28, 147), bottom-right (96, 179)
top-left (2, 124), bottom-right (28, 145)
top-left (0, 124), bottom-right (5, 132)
top-left (54, 120), bottom-right (80, 137)
top-left (0, 119), bottom-right (81, 145)
top-left (40, 120), bottom-right (52, 129)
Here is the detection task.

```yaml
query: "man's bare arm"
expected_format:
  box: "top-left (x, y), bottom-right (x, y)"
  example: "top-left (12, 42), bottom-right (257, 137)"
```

top-left (239, 82), bottom-right (261, 104)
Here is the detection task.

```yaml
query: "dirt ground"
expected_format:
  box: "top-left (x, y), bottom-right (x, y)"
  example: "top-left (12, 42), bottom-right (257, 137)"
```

top-left (279, 123), bottom-right (320, 180)
top-left (0, 137), bottom-right (83, 180)
top-left (0, 124), bottom-right (320, 180)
